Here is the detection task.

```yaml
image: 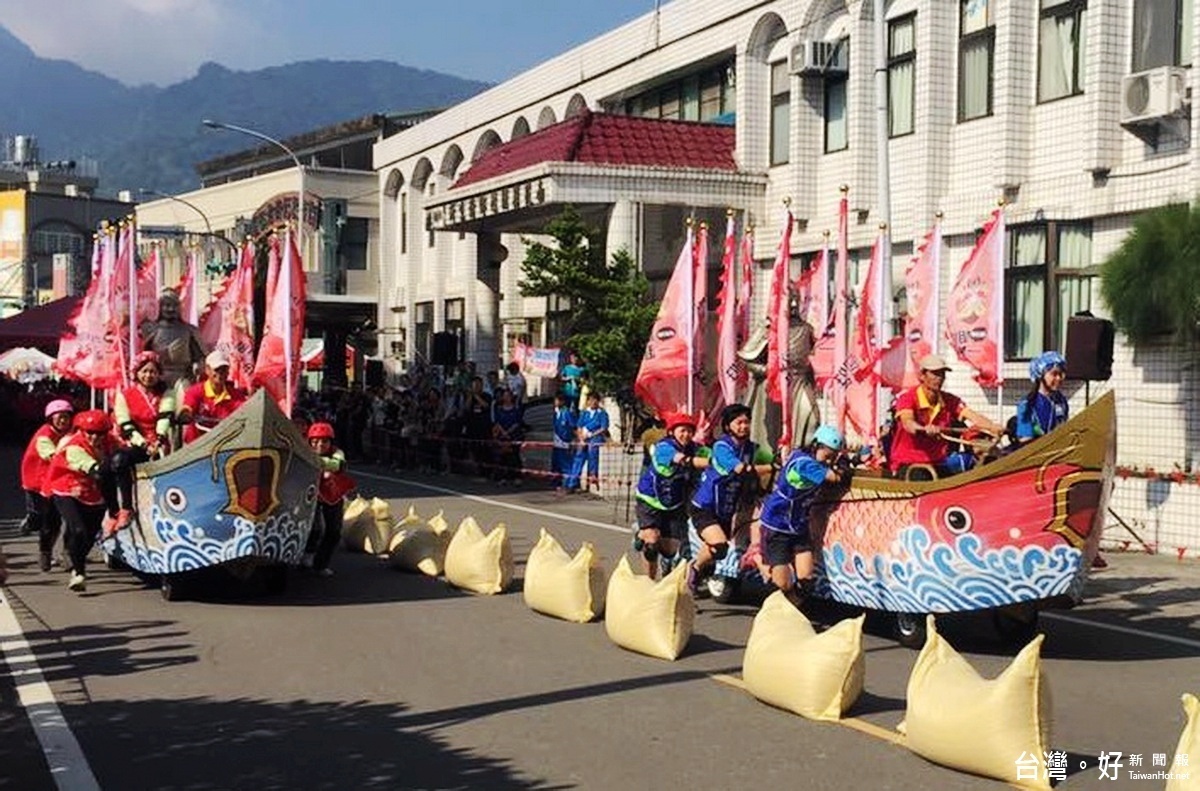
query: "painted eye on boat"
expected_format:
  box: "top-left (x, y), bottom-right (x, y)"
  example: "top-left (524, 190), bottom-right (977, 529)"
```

top-left (943, 506), bottom-right (973, 535)
top-left (164, 487), bottom-right (188, 514)
top-left (305, 484), bottom-right (317, 503)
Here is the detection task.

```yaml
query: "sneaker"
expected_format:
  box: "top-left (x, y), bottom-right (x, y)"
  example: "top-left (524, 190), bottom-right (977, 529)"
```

top-left (67, 571), bottom-right (86, 592)
top-left (114, 509), bottom-right (134, 531)
top-left (315, 567), bottom-right (334, 578)
top-left (102, 513), bottom-right (118, 536)
top-left (38, 552), bottom-right (51, 573)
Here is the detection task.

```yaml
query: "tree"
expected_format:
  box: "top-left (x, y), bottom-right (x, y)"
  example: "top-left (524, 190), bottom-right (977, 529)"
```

top-left (1100, 202), bottom-right (1200, 343)
top-left (519, 207), bottom-right (657, 396)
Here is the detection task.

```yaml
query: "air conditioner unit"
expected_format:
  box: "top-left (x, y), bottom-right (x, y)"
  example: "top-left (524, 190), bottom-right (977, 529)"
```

top-left (1120, 66), bottom-right (1188, 125)
top-left (790, 39), bottom-right (848, 77)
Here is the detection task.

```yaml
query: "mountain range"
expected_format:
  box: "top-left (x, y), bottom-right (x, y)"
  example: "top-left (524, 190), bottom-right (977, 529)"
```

top-left (0, 25), bottom-right (490, 195)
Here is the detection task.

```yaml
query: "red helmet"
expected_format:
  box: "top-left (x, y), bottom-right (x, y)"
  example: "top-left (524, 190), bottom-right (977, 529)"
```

top-left (664, 412), bottom-right (697, 433)
top-left (307, 422), bottom-right (335, 440)
top-left (74, 409), bottom-right (112, 434)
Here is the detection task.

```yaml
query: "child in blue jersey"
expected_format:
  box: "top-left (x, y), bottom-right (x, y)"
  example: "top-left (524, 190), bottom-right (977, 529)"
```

top-left (1014, 351), bottom-right (1069, 443)
top-left (552, 392), bottom-right (580, 494)
top-left (686, 403), bottom-right (775, 593)
top-left (633, 412), bottom-right (707, 579)
top-left (573, 391), bottom-right (610, 493)
top-left (759, 424), bottom-right (848, 610)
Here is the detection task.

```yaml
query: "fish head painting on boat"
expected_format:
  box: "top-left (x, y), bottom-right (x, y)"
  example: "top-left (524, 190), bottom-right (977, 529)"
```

top-left (103, 391), bottom-right (323, 575)
top-left (809, 391), bottom-right (1116, 614)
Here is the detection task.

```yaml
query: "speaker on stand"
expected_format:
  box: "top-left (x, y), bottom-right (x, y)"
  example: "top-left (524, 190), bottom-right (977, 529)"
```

top-left (1065, 312), bottom-right (1114, 406)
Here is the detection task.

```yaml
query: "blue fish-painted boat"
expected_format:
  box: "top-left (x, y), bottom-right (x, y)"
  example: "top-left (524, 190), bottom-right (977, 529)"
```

top-left (101, 390), bottom-right (322, 598)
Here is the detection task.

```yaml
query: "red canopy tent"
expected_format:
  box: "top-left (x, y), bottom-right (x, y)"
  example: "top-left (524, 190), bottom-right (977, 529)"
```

top-left (0, 296), bottom-right (83, 355)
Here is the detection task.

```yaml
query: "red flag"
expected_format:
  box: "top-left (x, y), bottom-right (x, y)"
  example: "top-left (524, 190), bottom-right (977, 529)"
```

top-left (945, 208), bottom-right (1005, 386)
top-left (765, 207), bottom-right (794, 446)
top-left (253, 231), bottom-right (306, 416)
top-left (56, 230), bottom-right (124, 388)
top-left (177, 248), bottom-right (200, 326)
top-left (713, 215), bottom-right (743, 405)
top-left (841, 232), bottom-right (884, 442)
top-left (200, 241), bottom-right (257, 390)
top-left (831, 193), bottom-right (850, 433)
top-left (635, 225), bottom-right (701, 417)
top-left (736, 224), bottom-right (753, 344)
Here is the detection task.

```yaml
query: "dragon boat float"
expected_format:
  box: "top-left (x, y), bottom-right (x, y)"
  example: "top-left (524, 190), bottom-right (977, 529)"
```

top-left (809, 390), bottom-right (1116, 646)
top-left (101, 390), bottom-right (323, 600)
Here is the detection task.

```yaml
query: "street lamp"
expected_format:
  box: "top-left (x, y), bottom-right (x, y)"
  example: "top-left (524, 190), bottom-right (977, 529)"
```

top-left (201, 119), bottom-right (306, 248)
top-left (138, 187), bottom-right (214, 237)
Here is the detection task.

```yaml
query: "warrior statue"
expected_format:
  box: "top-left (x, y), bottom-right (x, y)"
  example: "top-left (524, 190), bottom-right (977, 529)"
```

top-left (141, 289), bottom-right (207, 390)
top-left (736, 295), bottom-right (821, 451)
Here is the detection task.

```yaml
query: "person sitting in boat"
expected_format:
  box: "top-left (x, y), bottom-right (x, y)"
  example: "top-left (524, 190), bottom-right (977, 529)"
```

top-left (1013, 351), bottom-right (1069, 444)
top-left (109, 351), bottom-right (176, 531)
top-left (759, 425), bottom-right (848, 611)
top-left (632, 412), bottom-right (707, 579)
top-left (178, 352), bottom-right (248, 444)
top-left (44, 410), bottom-right (117, 593)
top-left (888, 354), bottom-right (1005, 480)
top-left (304, 422), bottom-right (355, 577)
top-left (21, 399), bottom-right (74, 572)
top-left (685, 403), bottom-right (775, 595)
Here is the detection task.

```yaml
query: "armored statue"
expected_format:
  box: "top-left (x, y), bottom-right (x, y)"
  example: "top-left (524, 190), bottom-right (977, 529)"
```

top-left (141, 289), bottom-right (207, 389)
top-left (736, 295), bottom-right (821, 451)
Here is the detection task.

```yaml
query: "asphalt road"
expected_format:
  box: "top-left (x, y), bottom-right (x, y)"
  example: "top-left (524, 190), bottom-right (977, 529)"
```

top-left (3, 465), bottom-right (1200, 790)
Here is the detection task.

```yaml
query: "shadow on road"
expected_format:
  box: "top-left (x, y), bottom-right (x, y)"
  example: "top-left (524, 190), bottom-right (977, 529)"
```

top-left (12, 617), bottom-right (197, 684)
top-left (67, 696), bottom-right (566, 791)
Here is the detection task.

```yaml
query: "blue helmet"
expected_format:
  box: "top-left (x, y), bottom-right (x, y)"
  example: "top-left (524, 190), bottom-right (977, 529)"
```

top-left (1029, 351), bottom-right (1067, 382)
top-left (812, 425), bottom-right (844, 452)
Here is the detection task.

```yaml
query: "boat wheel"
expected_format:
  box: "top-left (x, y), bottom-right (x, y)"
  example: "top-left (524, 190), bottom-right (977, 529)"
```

top-left (160, 574), bottom-right (184, 602)
top-left (894, 612), bottom-right (928, 649)
top-left (991, 605), bottom-right (1040, 646)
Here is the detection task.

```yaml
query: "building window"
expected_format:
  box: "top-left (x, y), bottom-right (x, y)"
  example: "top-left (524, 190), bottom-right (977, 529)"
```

top-left (623, 60), bottom-right (736, 123)
top-left (340, 217), bottom-right (368, 271)
top-left (1133, 0), bottom-right (1194, 70)
top-left (770, 60), bottom-right (790, 165)
top-left (400, 195), bottom-right (407, 255)
top-left (547, 294), bottom-right (573, 345)
top-left (959, 0), bottom-right (994, 120)
top-left (888, 15), bottom-right (916, 137)
top-left (1005, 222), bottom-right (1094, 359)
top-left (1039, 0), bottom-right (1087, 102)
top-left (444, 297), bottom-right (465, 341)
top-left (414, 301), bottom-right (433, 362)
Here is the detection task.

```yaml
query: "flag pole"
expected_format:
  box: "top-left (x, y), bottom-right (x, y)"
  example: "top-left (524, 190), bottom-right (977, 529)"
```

top-left (685, 217), bottom-right (695, 416)
top-left (127, 217), bottom-right (137, 386)
top-left (780, 198), bottom-right (792, 450)
top-left (995, 199), bottom-right (1006, 427)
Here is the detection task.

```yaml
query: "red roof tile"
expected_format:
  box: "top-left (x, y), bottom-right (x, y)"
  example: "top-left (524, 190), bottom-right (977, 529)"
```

top-left (452, 110), bottom-right (736, 189)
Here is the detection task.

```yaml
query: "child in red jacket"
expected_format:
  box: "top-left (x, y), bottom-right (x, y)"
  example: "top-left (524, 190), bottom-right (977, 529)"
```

top-left (305, 422), bottom-right (355, 577)
top-left (21, 399), bottom-right (74, 572)
top-left (44, 410), bottom-right (116, 592)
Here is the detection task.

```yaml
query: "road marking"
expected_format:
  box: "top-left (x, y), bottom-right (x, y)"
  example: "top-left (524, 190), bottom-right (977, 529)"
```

top-left (1042, 610), bottom-right (1200, 650)
top-left (362, 472), bottom-right (1200, 652)
top-left (356, 472), bottom-right (628, 534)
top-left (0, 591), bottom-right (100, 791)
top-left (708, 672), bottom-right (906, 746)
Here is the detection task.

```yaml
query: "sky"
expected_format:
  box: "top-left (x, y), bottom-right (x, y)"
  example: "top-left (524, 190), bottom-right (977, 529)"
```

top-left (0, 0), bottom-right (663, 87)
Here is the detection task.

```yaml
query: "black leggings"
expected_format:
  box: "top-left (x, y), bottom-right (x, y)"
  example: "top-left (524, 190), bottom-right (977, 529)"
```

top-left (309, 501), bottom-right (344, 571)
top-left (111, 446), bottom-right (150, 511)
top-left (52, 495), bottom-right (105, 575)
top-left (25, 490), bottom-right (62, 555)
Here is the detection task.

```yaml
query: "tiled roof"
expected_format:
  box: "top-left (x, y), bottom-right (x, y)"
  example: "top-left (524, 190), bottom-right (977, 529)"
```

top-left (452, 109), bottom-right (736, 189)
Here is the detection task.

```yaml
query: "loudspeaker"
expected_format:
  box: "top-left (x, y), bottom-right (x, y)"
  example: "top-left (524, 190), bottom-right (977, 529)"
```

top-left (1065, 314), bottom-right (1114, 381)
top-left (431, 331), bottom-right (459, 367)
top-left (365, 359), bottom-right (385, 388)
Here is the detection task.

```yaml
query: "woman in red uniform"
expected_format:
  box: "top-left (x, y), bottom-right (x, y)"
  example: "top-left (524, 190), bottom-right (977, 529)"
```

top-left (44, 410), bottom-right (116, 592)
top-left (110, 351), bottom-right (175, 529)
top-left (21, 399), bottom-right (74, 571)
top-left (306, 422), bottom-right (355, 576)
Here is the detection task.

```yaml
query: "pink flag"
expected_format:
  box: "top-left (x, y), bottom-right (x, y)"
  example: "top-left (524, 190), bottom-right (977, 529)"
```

top-left (736, 224), bottom-right (753, 344)
top-left (831, 193), bottom-right (850, 433)
top-left (945, 208), bottom-right (1005, 386)
top-left (635, 225), bottom-right (701, 417)
top-left (841, 233), bottom-right (884, 442)
top-left (177, 249), bottom-right (200, 326)
top-left (893, 221), bottom-right (942, 390)
top-left (56, 231), bottom-right (124, 388)
top-left (714, 215), bottom-right (742, 406)
top-left (765, 208), bottom-right (794, 446)
top-left (253, 231), bottom-right (307, 416)
top-left (200, 241), bottom-right (257, 390)
top-left (136, 245), bottom-right (161, 333)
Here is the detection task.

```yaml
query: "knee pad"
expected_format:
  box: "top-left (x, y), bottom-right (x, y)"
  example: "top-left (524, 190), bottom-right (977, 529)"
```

top-left (708, 541), bottom-right (729, 561)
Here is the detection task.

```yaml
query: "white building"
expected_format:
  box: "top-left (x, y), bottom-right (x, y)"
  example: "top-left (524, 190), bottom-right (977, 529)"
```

top-left (368, 0), bottom-right (1197, 550)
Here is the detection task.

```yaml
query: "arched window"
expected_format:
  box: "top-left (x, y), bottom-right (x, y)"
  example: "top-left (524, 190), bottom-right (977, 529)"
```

top-left (537, 106), bottom-right (558, 130)
top-left (511, 116), bottom-right (531, 139)
top-left (471, 130), bottom-right (502, 163)
top-left (565, 93), bottom-right (588, 118)
top-left (439, 145), bottom-right (464, 180)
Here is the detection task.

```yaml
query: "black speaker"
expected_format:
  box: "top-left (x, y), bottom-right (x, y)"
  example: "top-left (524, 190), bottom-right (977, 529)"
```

top-left (365, 359), bottom-right (385, 388)
top-left (1065, 314), bottom-right (1114, 381)
top-left (431, 331), bottom-right (459, 367)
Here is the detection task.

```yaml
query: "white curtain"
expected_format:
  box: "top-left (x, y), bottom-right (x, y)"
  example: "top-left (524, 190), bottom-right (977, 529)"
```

top-left (961, 37), bottom-right (991, 118)
top-left (825, 79), bottom-right (848, 152)
top-left (1057, 277), bottom-right (1093, 348)
top-left (1010, 277), bottom-right (1046, 359)
top-left (1057, 224), bottom-right (1092, 268)
top-left (889, 61), bottom-right (914, 135)
top-left (1039, 11), bottom-right (1079, 100)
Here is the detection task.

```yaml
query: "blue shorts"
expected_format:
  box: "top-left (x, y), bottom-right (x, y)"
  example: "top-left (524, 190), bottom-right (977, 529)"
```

top-left (762, 525), bottom-right (812, 567)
